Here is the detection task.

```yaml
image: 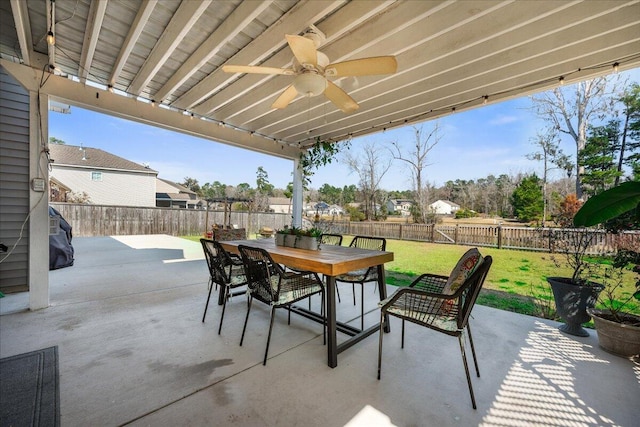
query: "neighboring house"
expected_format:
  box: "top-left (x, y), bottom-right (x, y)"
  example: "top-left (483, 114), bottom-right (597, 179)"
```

top-left (428, 200), bottom-right (461, 215)
top-left (49, 144), bottom-right (158, 207)
top-left (327, 204), bottom-right (344, 216)
top-left (386, 199), bottom-right (413, 216)
top-left (268, 197), bottom-right (292, 214)
top-left (156, 178), bottom-right (203, 209)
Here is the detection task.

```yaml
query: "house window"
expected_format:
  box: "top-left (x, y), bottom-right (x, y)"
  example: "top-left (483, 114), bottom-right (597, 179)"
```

top-left (91, 171), bottom-right (102, 181)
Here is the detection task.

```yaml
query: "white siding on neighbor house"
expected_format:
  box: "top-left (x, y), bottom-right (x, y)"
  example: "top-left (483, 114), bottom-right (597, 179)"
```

top-left (270, 204), bottom-right (291, 214)
top-left (429, 200), bottom-right (459, 215)
top-left (51, 166), bottom-right (157, 206)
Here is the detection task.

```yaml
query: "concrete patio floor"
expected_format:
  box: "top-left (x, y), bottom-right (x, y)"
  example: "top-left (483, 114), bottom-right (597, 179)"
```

top-left (1, 235), bottom-right (638, 426)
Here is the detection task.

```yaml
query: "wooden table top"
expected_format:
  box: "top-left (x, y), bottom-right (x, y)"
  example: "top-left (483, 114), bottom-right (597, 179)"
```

top-left (219, 239), bottom-right (394, 277)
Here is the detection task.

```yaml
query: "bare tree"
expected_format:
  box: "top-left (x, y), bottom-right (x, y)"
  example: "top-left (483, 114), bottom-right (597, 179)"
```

top-left (530, 76), bottom-right (621, 199)
top-left (526, 128), bottom-right (572, 226)
top-left (342, 140), bottom-right (392, 220)
top-left (389, 124), bottom-right (441, 223)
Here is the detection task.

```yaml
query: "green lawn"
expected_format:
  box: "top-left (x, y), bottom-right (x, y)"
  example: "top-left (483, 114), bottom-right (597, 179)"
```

top-left (184, 235), bottom-right (639, 318)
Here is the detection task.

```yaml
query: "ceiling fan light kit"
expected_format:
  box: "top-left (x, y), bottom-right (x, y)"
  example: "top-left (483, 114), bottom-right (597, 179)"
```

top-left (222, 27), bottom-right (397, 113)
top-left (293, 73), bottom-right (327, 97)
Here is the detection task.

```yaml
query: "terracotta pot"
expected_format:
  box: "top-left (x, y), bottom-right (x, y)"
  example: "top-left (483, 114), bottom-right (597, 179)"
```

top-left (547, 277), bottom-right (604, 337)
top-left (588, 308), bottom-right (640, 357)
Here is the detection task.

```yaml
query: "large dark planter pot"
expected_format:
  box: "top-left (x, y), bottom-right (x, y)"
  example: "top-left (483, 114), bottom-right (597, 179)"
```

top-left (587, 308), bottom-right (640, 357)
top-left (547, 277), bottom-right (604, 337)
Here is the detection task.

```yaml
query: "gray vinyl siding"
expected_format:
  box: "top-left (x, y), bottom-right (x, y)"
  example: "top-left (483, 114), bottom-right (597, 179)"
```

top-left (0, 66), bottom-right (30, 292)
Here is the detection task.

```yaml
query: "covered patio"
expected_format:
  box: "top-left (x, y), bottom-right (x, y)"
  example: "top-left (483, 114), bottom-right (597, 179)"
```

top-left (1, 235), bottom-right (637, 426)
top-left (1, 0), bottom-right (640, 309)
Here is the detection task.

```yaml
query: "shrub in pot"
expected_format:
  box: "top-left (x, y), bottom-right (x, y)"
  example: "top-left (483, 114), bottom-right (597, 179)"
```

top-left (545, 195), bottom-right (606, 337)
top-left (574, 181), bottom-right (640, 357)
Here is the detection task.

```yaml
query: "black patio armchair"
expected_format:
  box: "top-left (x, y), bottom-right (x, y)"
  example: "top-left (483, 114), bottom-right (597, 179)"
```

top-left (334, 236), bottom-right (386, 329)
top-left (319, 233), bottom-right (344, 302)
top-left (200, 238), bottom-right (248, 334)
top-left (377, 248), bottom-right (492, 409)
top-left (238, 245), bottom-right (325, 365)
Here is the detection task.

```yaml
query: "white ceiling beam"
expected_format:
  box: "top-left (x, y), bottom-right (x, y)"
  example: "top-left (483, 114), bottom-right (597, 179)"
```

top-left (109, 0), bottom-right (157, 87)
top-left (0, 59), bottom-right (301, 160)
top-left (173, 0), bottom-right (345, 111)
top-left (128, 0), bottom-right (212, 96)
top-left (9, 0), bottom-right (33, 66)
top-left (78, 0), bottom-right (108, 83)
top-left (153, 0), bottom-right (274, 104)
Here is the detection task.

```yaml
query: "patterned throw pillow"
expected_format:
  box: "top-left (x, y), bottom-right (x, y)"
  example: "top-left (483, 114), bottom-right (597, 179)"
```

top-left (442, 248), bottom-right (483, 295)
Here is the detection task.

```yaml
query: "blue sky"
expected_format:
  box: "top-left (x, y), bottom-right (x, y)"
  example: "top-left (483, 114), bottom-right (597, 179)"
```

top-left (49, 68), bottom-right (639, 191)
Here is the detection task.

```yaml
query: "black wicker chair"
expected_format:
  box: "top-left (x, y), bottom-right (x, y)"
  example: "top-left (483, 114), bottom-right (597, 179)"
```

top-left (319, 233), bottom-right (344, 302)
top-left (377, 250), bottom-right (492, 409)
top-left (334, 236), bottom-right (386, 329)
top-left (200, 238), bottom-right (248, 334)
top-left (238, 245), bottom-right (325, 365)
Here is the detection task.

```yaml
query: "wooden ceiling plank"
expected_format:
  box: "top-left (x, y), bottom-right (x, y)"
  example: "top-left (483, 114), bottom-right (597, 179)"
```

top-left (78, 0), bottom-right (108, 83)
top-left (128, 0), bottom-right (212, 96)
top-left (109, 0), bottom-right (157, 87)
top-left (153, 1), bottom-right (274, 104)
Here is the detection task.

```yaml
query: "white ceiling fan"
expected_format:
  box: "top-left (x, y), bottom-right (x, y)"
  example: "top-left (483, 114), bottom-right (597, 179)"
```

top-left (222, 26), bottom-right (397, 113)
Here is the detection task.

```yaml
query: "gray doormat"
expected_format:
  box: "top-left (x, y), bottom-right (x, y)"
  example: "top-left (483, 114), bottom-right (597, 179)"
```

top-left (0, 346), bottom-right (60, 427)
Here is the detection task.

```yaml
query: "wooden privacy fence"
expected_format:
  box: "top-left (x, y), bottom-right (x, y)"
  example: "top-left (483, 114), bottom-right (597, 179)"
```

top-left (52, 203), bottom-right (637, 254)
top-left (51, 203), bottom-right (293, 238)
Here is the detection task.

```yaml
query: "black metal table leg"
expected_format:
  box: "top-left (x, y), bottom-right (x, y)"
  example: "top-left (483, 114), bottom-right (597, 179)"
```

top-left (326, 275), bottom-right (338, 368)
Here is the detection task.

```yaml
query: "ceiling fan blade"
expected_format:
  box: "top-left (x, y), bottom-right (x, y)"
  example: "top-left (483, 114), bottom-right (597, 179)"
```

top-left (271, 85), bottom-right (298, 109)
top-left (222, 65), bottom-right (294, 75)
top-left (324, 81), bottom-right (359, 113)
top-left (285, 34), bottom-right (317, 67)
top-left (325, 56), bottom-right (397, 77)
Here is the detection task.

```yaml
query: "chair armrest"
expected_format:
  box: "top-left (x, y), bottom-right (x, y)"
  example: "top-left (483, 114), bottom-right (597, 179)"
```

top-left (408, 273), bottom-right (449, 293)
top-left (228, 253), bottom-right (243, 265)
top-left (380, 286), bottom-right (460, 318)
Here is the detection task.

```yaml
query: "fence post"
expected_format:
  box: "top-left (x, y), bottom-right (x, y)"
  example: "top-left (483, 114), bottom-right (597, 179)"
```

top-left (399, 224), bottom-right (403, 240)
top-left (497, 225), bottom-right (502, 249)
top-left (454, 224), bottom-right (459, 244)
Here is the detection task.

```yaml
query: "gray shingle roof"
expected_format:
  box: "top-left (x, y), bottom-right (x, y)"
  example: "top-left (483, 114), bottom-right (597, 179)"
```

top-left (49, 144), bottom-right (157, 173)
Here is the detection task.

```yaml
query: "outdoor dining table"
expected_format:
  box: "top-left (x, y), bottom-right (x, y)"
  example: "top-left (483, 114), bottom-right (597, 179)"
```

top-left (219, 238), bottom-right (394, 368)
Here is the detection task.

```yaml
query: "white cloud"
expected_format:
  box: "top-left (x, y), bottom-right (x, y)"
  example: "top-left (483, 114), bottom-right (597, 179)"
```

top-left (489, 115), bottom-right (519, 125)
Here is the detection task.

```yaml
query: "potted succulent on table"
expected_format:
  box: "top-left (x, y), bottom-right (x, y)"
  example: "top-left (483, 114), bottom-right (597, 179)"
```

top-left (275, 226), bottom-right (296, 247)
top-left (573, 181), bottom-right (640, 357)
top-left (545, 195), bottom-right (605, 337)
top-left (294, 227), bottom-right (322, 250)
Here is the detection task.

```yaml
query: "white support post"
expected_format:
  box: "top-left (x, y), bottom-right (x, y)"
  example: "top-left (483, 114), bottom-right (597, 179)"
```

top-left (292, 158), bottom-right (303, 228)
top-left (28, 91), bottom-right (50, 310)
